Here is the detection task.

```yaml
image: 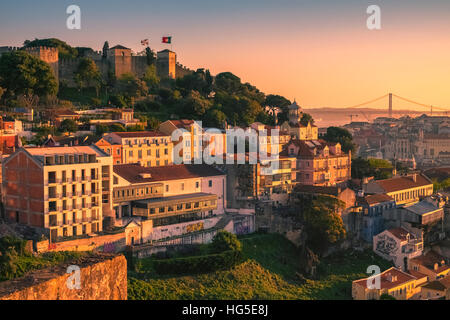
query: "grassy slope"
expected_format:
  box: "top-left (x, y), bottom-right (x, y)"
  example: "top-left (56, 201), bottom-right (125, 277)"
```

top-left (128, 233), bottom-right (392, 300)
top-left (0, 251), bottom-right (88, 282)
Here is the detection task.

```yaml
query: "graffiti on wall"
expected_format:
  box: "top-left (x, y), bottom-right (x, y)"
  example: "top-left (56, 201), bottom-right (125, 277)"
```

top-left (375, 234), bottom-right (398, 256)
top-left (185, 222), bottom-right (204, 233)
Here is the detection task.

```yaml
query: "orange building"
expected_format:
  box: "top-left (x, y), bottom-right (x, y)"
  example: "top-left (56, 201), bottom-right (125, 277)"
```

top-left (95, 137), bottom-right (123, 165)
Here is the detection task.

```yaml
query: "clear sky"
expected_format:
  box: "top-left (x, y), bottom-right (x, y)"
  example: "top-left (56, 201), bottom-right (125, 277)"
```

top-left (1, 0), bottom-right (450, 110)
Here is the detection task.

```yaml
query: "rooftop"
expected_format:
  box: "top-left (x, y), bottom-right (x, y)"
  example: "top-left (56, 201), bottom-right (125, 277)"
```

top-left (374, 174), bottom-right (432, 193)
top-left (353, 267), bottom-right (417, 290)
top-left (410, 250), bottom-right (449, 274)
top-left (25, 146), bottom-right (104, 157)
top-left (113, 163), bottom-right (225, 184)
top-left (388, 227), bottom-right (416, 242)
top-left (360, 194), bottom-right (394, 206)
top-left (112, 131), bottom-right (168, 138)
top-left (403, 201), bottom-right (441, 216)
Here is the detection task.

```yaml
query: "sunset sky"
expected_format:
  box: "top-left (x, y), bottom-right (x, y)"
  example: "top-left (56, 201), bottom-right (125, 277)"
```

top-left (1, 0), bottom-right (450, 110)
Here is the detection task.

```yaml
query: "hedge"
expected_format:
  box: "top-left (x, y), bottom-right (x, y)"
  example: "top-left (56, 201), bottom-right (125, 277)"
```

top-left (153, 249), bottom-right (243, 275)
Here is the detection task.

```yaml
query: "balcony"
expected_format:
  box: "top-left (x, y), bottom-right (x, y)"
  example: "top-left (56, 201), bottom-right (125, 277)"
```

top-left (132, 192), bottom-right (218, 219)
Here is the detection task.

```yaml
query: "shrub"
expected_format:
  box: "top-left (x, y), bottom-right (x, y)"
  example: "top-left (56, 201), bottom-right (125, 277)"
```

top-left (153, 250), bottom-right (242, 275)
top-left (210, 230), bottom-right (242, 254)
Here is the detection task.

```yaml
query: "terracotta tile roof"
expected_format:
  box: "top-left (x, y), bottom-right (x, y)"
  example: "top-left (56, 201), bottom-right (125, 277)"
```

top-left (388, 227), bottom-right (416, 242)
top-left (407, 270), bottom-right (428, 280)
top-left (422, 280), bottom-right (447, 291)
top-left (113, 163), bottom-right (225, 183)
top-left (113, 131), bottom-right (168, 138)
top-left (354, 267), bottom-right (416, 290)
top-left (410, 251), bottom-right (449, 274)
top-left (360, 194), bottom-right (394, 206)
top-left (375, 174), bottom-right (432, 193)
top-left (170, 120), bottom-right (195, 129)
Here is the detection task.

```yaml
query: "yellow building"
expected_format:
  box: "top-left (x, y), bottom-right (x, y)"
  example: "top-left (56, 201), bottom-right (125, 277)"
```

top-left (363, 174), bottom-right (434, 206)
top-left (102, 131), bottom-right (173, 167)
top-left (159, 120), bottom-right (203, 163)
top-left (352, 267), bottom-right (420, 300)
top-left (280, 101), bottom-right (318, 141)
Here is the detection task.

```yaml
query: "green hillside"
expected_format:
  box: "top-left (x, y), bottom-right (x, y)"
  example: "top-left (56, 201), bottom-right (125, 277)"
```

top-left (127, 233), bottom-right (392, 300)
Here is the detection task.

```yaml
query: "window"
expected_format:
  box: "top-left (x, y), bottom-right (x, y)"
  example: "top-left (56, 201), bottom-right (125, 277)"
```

top-left (209, 180), bottom-right (212, 187)
top-left (181, 183), bottom-right (184, 191)
top-left (165, 185), bottom-right (169, 192)
top-left (196, 182), bottom-right (200, 188)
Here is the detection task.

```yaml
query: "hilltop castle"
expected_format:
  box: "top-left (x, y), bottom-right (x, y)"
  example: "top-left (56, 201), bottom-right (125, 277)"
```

top-left (0, 44), bottom-right (193, 86)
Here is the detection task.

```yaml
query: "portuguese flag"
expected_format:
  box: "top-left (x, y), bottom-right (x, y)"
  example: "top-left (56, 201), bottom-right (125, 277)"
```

top-left (162, 36), bottom-right (172, 44)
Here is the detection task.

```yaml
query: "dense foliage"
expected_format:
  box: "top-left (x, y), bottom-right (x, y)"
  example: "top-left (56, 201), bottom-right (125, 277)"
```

top-left (351, 157), bottom-right (393, 180)
top-left (0, 50), bottom-right (58, 100)
top-left (0, 236), bottom-right (86, 282)
top-left (302, 196), bottom-right (347, 254)
top-left (23, 38), bottom-right (79, 59)
top-left (323, 127), bottom-right (356, 154)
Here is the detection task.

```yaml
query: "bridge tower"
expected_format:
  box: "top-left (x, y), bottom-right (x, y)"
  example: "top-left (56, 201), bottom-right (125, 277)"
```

top-left (388, 93), bottom-right (393, 118)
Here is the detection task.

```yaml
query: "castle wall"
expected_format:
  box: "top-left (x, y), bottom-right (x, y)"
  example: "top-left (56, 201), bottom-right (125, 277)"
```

top-left (25, 47), bottom-right (59, 82)
top-left (131, 56), bottom-right (148, 78)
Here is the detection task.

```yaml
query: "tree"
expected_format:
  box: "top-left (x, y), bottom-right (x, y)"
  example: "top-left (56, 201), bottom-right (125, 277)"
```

top-left (351, 157), bottom-right (393, 180)
top-left (110, 123), bottom-right (126, 132)
top-left (0, 50), bottom-right (58, 99)
top-left (102, 41), bottom-right (109, 59)
top-left (204, 108), bottom-right (227, 128)
top-left (323, 126), bottom-right (356, 154)
top-left (59, 119), bottom-right (78, 133)
top-left (300, 113), bottom-right (314, 126)
top-left (116, 73), bottom-right (148, 104)
top-left (302, 195), bottom-right (347, 254)
top-left (0, 87), bottom-right (5, 102)
top-left (145, 47), bottom-right (156, 65)
top-left (142, 65), bottom-right (160, 91)
top-left (214, 72), bottom-right (242, 94)
top-left (181, 90), bottom-right (212, 118)
top-left (73, 57), bottom-right (102, 95)
top-left (176, 68), bottom-right (213, 97)
top-left (210, 230), bottom-right (242, 253)
top-left (264, 94), bottom-right (291, 124)
top-left (23, 38), bottom-right (78, 59)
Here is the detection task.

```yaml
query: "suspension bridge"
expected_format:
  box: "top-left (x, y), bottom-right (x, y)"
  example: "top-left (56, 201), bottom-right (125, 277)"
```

top-left (341, 93), bottom-right (450, 122)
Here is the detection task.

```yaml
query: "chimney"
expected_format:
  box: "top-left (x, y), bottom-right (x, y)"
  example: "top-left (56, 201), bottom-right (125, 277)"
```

top-left (412, 173), bottom-right (417, 183)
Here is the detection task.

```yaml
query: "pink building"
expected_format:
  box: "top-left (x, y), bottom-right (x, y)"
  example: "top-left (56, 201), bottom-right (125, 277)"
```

top-left (286, 139), bottom-right (351, 187)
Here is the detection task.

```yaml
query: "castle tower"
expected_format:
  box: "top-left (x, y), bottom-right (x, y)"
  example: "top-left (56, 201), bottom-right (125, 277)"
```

top-left (288, 101), bottom-right (302, 125)
top-left (108, 45), bottom-right (132, 78)
top-left (25, 46), bottom-right (59, 82)
top-left (156, 49), bottom-right (176, 79)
